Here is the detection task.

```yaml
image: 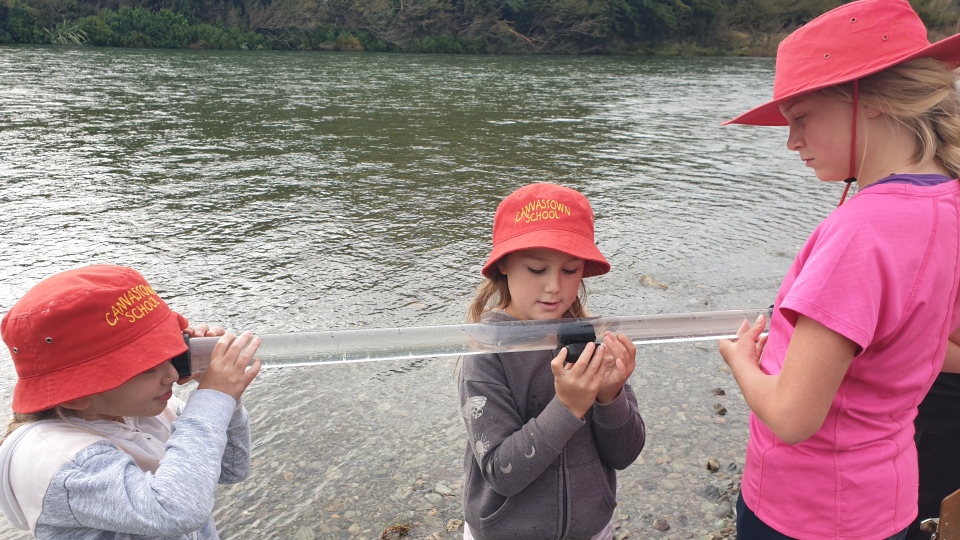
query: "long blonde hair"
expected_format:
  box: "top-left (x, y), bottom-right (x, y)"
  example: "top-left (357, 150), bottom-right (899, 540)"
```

top-left (819, 58), bottom-right (960, 178)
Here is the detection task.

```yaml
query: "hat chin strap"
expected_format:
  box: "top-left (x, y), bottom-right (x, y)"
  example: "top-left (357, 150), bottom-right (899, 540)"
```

top-left (838, 80), bottom-right (859, 206)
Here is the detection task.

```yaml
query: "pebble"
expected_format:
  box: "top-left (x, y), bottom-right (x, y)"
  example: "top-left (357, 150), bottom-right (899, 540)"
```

top-left (293, 526), bottom-right (315, 540)
top-left (639, 274), bottom-right (670, 289)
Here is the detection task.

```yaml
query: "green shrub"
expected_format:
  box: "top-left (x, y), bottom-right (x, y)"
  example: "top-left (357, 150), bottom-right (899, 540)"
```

top-left (100, 6), bottom-right (189, 47)
top-left (334, 32), bottom-right (362, 51)
top-left (310, 25), bottom-right (338, 46)
top-left (353, 30), bottom-right (389, 52)
top-left (407, 34), bottom-right (466, 53)
top-left (77, 15), bottom-right (112, 45)
top-left (5, 1), bottom-right (44, 43)
top-left (119, 29), bottom-right (150, 47)
top-left (44, 18), bottom-right (87, 44)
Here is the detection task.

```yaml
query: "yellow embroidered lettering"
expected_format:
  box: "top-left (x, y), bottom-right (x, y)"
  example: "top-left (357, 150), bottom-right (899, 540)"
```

top-left (515, 199), bottom-right (572, 224)
top-left (121, 296), bottom-right (160, 323)
top-left (110, 283), bottom-right (161, 324)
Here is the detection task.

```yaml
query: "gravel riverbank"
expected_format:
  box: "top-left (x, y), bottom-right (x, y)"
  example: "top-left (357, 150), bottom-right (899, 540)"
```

top-left (0, 341), bottom-right (749, 540)
top-left (210, 340), bottom-right (750, 540)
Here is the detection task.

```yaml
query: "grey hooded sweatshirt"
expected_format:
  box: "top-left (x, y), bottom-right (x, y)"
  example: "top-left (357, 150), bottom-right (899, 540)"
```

top-left (0, 390), bottom-right (249, 539)
top-left (459, 311), bottom-right (646, 540)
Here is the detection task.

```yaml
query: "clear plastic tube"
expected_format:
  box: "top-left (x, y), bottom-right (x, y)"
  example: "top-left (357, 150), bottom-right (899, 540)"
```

top-left (184, 308), bottom-right (771, 374)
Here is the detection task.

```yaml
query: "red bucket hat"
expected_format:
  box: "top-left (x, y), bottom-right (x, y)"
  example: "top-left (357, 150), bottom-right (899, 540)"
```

top-left (724, 0), bottom-right (960, 126)
top-left (481, 182), bottom-right (610, 279)
top-left (1, 265), bottom-right (189, 414)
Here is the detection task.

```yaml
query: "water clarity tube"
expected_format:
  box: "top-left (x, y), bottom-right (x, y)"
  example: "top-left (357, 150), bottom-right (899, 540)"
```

top-left (178, 308), bottom-right (772, 375)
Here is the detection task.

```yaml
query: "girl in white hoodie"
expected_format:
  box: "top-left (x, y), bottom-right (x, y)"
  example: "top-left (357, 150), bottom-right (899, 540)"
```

top-left (0, 264), bottom-right (260, 539)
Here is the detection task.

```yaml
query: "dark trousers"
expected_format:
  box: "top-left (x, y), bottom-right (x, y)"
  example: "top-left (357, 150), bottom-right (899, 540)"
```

top-left (736, 493), bottom-right (908, 540)
top-left (906, 427), bottom-right (960, 540)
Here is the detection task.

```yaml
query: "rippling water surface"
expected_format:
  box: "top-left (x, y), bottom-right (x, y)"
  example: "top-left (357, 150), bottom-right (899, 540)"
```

top-left (0, 46), bottom-right (837, 538)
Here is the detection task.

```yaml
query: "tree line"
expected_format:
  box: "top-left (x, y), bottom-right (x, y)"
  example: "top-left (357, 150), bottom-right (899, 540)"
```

top-left (1, 0), bottom-right (957, 54)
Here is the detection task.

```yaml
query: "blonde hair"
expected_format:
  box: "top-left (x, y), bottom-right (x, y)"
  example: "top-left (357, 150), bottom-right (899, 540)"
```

top-left (819, 58), bottom-right (960, 178)
top-left (466, 270), bottom-right (590, 323)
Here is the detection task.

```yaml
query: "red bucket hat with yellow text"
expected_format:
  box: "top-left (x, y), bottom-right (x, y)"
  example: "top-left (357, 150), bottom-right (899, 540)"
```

top-left (482, 182), bottom-right (610, 279)
top-left (724, 0), bottom-right (960, 126)
top-left (1, 265), bottom-right (189, 414)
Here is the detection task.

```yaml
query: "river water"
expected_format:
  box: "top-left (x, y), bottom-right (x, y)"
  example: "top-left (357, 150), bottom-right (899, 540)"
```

top-left (0, 46), bottom-right (837, 539)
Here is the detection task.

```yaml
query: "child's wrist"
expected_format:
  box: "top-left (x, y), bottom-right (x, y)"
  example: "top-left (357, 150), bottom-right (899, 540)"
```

top-left (596, 387), bottom-right (621, 404)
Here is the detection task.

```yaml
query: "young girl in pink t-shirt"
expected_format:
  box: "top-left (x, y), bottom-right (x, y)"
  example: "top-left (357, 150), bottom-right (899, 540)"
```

top-left (719, 0), bottom-right (960, 538)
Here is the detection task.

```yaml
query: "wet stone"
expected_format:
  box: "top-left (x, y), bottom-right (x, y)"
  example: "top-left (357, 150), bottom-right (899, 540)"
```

top-left (701, 485), bottom-right (722, 501)
top-left (293, 525), bottom-right (316, 540)
top-left (715, 500), bottom-right (733, 518)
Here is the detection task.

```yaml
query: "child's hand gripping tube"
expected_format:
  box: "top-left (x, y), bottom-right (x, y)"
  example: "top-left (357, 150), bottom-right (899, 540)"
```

top-left (556, 321), bottom-right (599, 362)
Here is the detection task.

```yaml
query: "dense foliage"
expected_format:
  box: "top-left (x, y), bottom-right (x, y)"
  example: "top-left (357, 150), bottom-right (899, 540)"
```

top-left (0, 0), bottom-right (957, 53)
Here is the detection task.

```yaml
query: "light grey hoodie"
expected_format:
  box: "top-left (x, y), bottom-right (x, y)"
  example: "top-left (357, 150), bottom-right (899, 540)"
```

top-left (0, 390), bottom-right (249, 539)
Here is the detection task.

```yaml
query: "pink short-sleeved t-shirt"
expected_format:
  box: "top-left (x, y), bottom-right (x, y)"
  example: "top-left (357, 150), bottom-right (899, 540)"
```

top-left (742, 177), bottom-right (960, 539)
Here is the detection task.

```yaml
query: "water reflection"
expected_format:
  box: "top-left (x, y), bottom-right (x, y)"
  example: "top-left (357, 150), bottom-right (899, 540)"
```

top-left (0, 47), bottom-right (836, 538)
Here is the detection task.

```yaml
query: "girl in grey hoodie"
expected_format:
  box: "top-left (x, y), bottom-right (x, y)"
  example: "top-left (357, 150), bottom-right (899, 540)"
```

top-left (459, 183), bottom-right (646, 540)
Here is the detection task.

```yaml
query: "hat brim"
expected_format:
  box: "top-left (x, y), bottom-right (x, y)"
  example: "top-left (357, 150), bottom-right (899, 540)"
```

top-left (723, 32), bottom-right (960, 127)
top-left (11, 310), bottom-right (189, 414)
top-left (481, 229), bottom-right (610, 279)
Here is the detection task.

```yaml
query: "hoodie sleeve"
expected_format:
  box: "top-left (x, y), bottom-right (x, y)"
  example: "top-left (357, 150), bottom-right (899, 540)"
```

top-left (591, 380), bottom-right (645, 470)
top-left (217, 400), bottom-right (252, 484)
top-left (35, 389), bottom-right (239, 536)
